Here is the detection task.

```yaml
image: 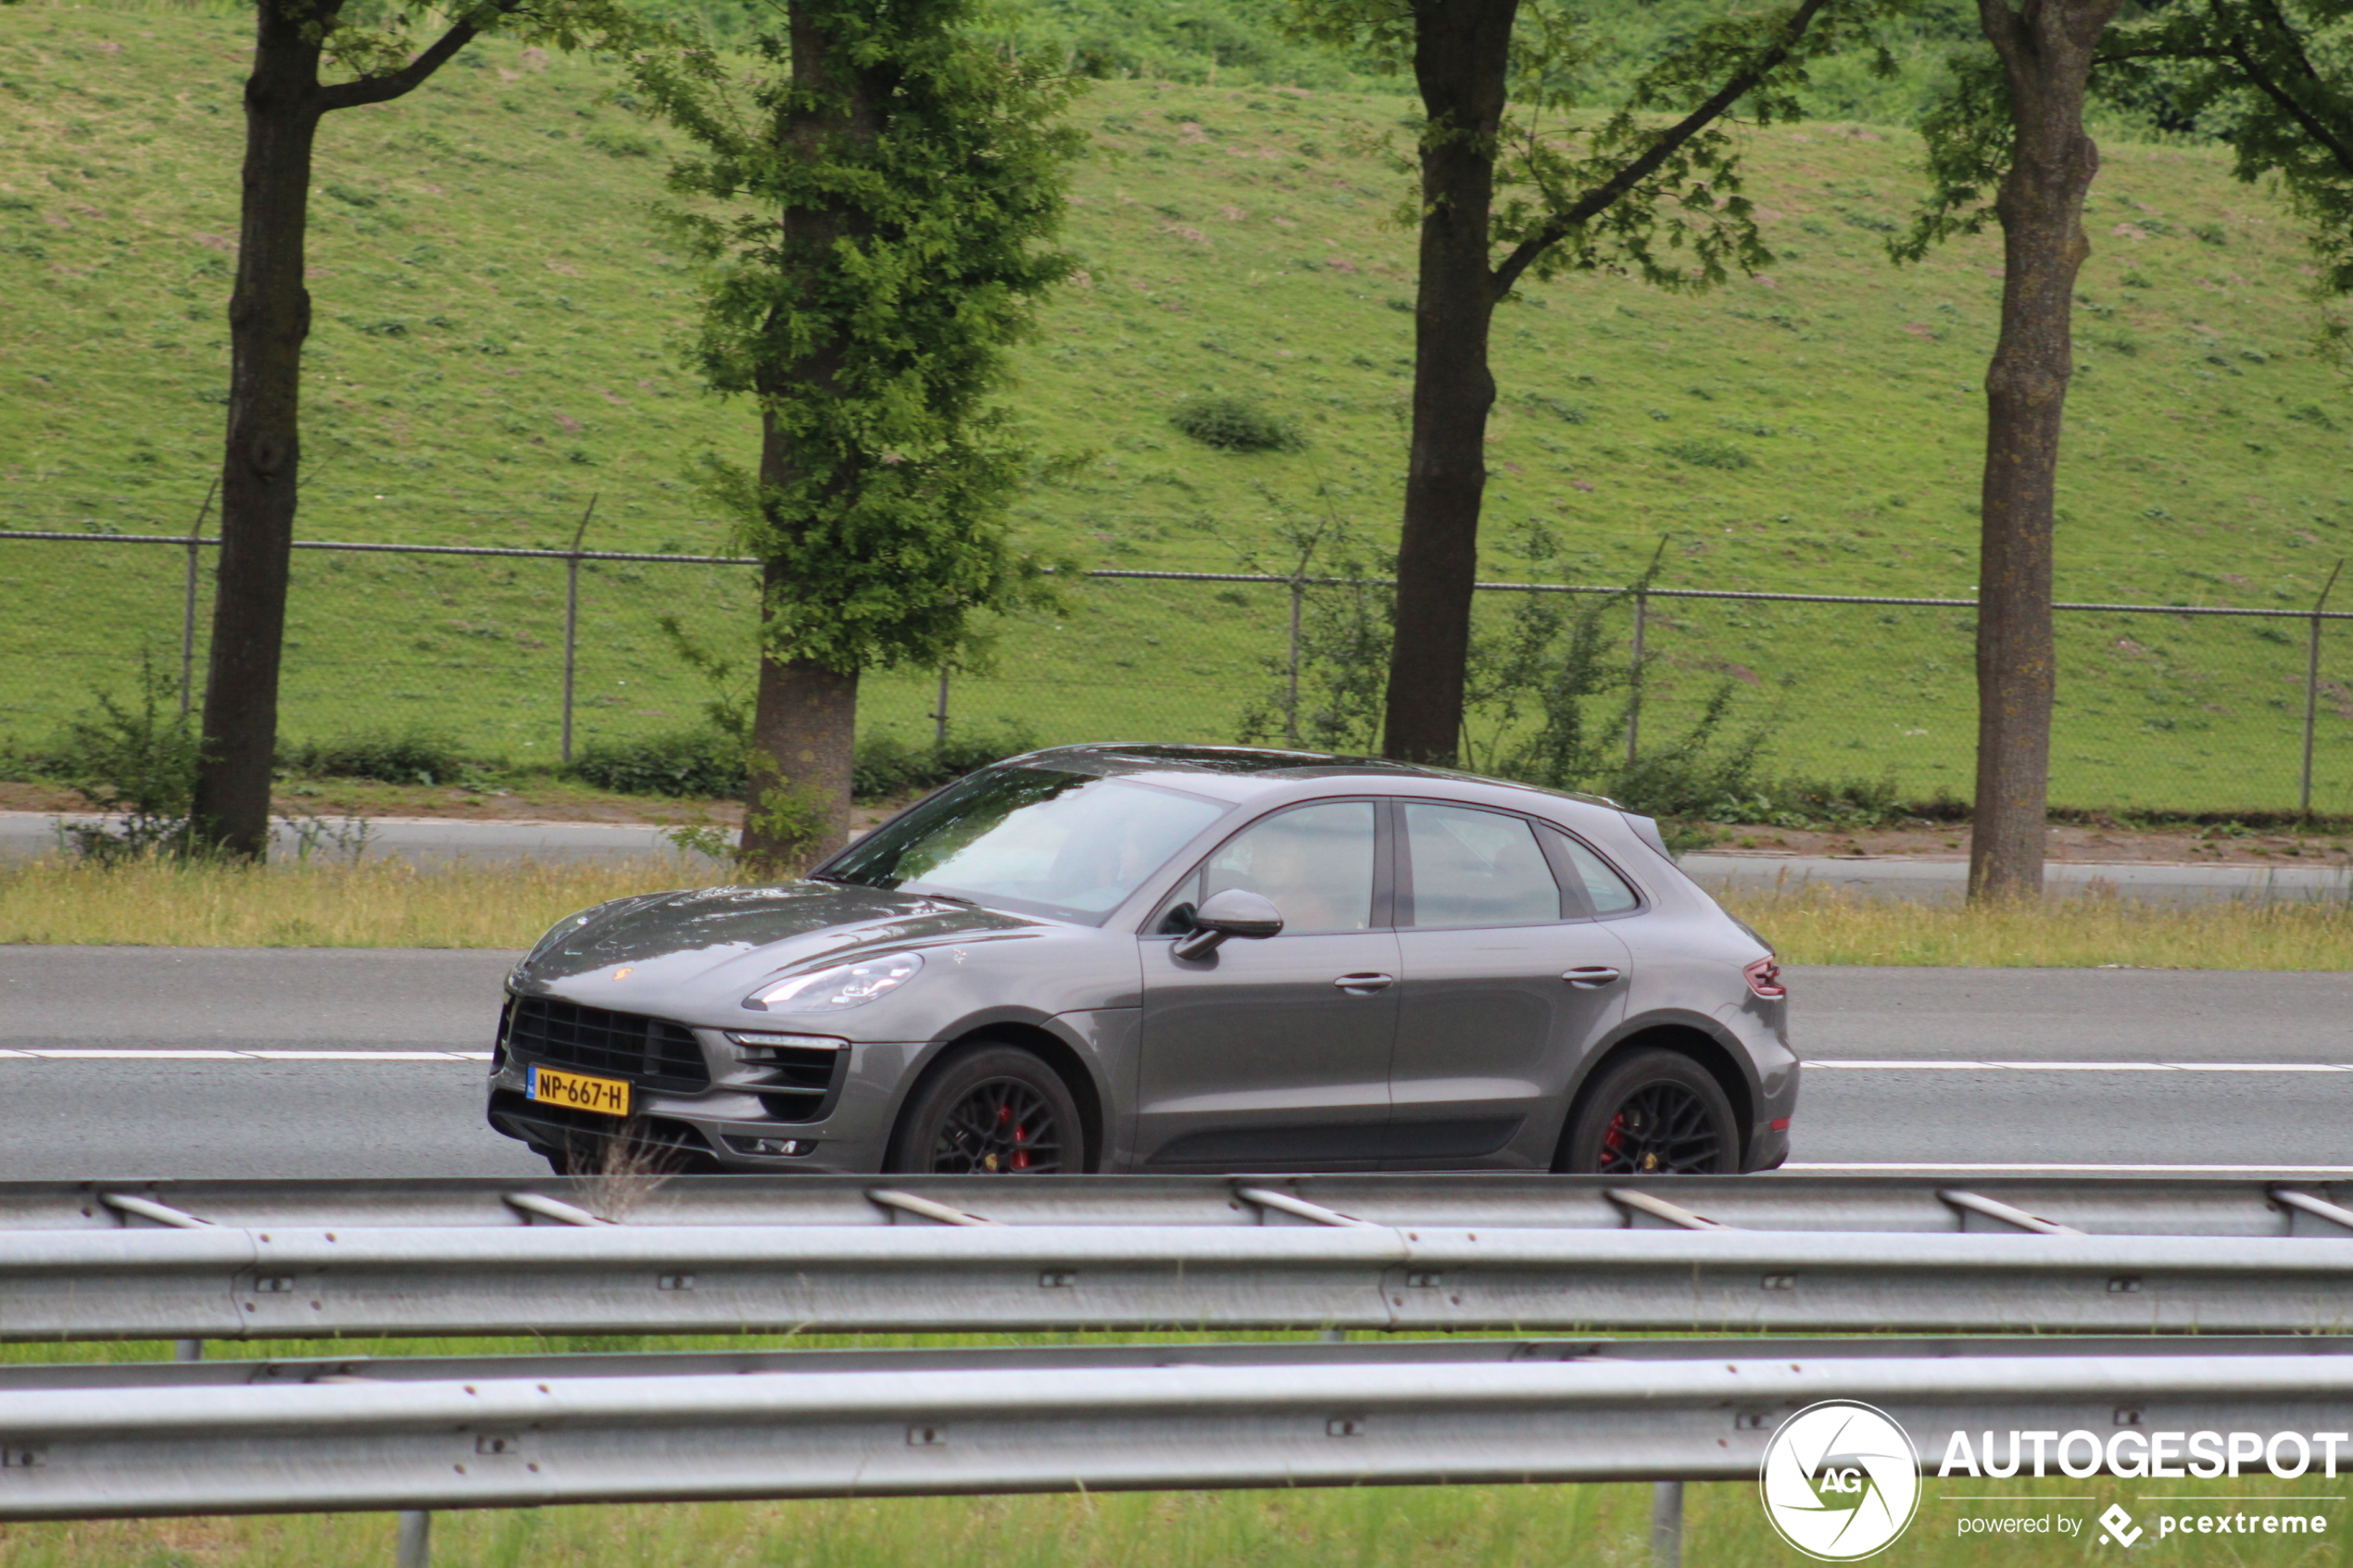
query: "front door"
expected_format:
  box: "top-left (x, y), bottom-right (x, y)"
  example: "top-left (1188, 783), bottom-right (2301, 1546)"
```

top-left (1136, 799), bottom-right (1400, 1170)
top-left (1385, 801), bottom-right (1633, 1168)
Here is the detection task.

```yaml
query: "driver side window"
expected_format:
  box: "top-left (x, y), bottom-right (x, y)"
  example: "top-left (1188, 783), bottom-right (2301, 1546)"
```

top-left (1157, 800), bottom-right (1379, 935)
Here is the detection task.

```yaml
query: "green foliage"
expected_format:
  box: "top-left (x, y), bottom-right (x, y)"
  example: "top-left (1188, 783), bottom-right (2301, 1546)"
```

top-left (2093, 0), bottom-right (2353, 309)
top-left (1233, 507), bottom-right (1395, 752)
top-left (571, 726), bottom-right (743, 797)
top-left (626, 0), bottom-right (1087, 678)
top-left (1170, 394), bottom-right (1306, 452)
top-left (1656, 436), bottom-right (1755, 469)
top-left (570, 723), bottom-right (1036, 802)
top-left (50, 649), bottom-right (204, 862)
top-left (279, 730), bottom-right (468, 786)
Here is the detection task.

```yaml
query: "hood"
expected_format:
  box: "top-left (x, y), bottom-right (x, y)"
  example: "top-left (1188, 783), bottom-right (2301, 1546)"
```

top-left (517, 881), bottom-right (1046, 997)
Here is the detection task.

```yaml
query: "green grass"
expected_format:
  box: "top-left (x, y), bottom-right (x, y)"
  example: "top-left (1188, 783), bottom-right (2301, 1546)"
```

top-left (5, 7), bottom-right (2352, 810)
top-left (0, 1336), bottom-right (2344, 1566)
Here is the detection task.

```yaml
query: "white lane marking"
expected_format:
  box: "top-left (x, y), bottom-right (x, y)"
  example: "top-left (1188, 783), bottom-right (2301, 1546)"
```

top-left (1790, 1161), bottom-right (2353, 1174)
top-left (1805, 1059), bottom-right (2353, 1073)
top-left (0, 1049), bottom-right (493, 1061)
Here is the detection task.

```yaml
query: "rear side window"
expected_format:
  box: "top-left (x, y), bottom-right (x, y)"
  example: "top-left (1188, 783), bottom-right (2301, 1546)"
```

top-left (1402, 802), bottom-right (1564, 927)
top-left (1542, 827), bottom-right (1642, 916)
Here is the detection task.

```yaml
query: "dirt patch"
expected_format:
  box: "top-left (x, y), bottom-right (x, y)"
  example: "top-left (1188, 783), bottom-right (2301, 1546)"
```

top-left (1701, 818), bottom-right (2353, 866)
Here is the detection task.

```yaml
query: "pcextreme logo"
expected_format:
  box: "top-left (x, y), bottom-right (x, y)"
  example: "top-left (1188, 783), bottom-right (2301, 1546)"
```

top-left (1759, 1400), bottom-right (1924, 1561)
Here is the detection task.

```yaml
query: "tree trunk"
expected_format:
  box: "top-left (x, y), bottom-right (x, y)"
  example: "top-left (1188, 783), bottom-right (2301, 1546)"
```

top-left (1968, 0), bottom-right (2120, 902)
top-left (744, 556), bottom-right (858, 872)
top-left (191, 2), bottom-right (332, 857)
top-left (734, 1), bottom-right (880, 871)
top-left (1380, 0), bottom-right (1520, 766)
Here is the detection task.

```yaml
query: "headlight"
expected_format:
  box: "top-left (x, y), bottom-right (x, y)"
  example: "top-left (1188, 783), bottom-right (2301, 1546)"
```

top-left (747, 951), bottom-right (925, 1012)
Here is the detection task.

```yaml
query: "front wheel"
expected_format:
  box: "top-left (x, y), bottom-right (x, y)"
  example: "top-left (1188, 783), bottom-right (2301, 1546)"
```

top-left (1557, 1048), bottom-right (1741, 1174)
top-left (885, 1045), bottom-right (1085, 1174)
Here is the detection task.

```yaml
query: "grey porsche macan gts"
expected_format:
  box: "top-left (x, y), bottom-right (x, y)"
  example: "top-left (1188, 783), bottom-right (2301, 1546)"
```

top-left (486, 744), bottom-right (1795, 1177)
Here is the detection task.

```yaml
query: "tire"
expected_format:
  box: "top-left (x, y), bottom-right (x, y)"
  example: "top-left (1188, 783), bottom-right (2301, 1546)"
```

top-left (886, 1045), bottom-right (1087, 1175)
top-left (1557, 1047), bottom-right (1742, 1175)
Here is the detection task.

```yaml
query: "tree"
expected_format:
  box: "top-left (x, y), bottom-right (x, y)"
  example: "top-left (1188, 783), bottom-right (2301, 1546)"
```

top-left (1293, 0), bottom-right (1895, 765)
top-left (194, 0), bottom-right (640, 858)
top-left (629, 0), bottom-right (1082, 870)
top-left (2095, 0), bottom-right (2353, 305)
top-left (1897, 0), bottom-right (2125, 900)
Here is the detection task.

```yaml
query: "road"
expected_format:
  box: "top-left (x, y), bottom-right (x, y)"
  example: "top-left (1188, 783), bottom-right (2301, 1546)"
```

top-left (9, 810), bottom-right (2349, 903)
top-left (2, 950), bottom-right (2349, 1179)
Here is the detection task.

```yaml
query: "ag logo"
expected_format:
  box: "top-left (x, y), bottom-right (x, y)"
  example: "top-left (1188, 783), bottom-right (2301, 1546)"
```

top-left (1758, 1400), bottom-right (1921, 1560)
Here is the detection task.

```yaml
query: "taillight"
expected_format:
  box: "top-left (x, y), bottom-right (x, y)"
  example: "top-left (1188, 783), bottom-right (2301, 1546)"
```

top-left (1744, 957), bottom-right (1785, 999)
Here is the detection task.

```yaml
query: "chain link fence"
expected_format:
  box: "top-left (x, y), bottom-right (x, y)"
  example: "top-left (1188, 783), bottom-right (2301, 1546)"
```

top-left (4, 528), bottom-right (2347, 815)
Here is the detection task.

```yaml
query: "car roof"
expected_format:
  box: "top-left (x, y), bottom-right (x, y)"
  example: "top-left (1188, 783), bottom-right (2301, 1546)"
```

top-left (1006, 742), bottom-right (1628, 814)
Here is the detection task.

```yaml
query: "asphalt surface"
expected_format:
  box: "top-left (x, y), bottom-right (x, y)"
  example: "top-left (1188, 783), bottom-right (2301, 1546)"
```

top-left (5, 950), bottom-right (2351, 1180)
top-left (10, 810), bottom-right (2350, 903)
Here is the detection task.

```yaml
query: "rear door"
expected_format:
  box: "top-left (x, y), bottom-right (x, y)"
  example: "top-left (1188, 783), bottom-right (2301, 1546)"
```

top-left (1384, 801), bottom-right (1633, 1168)
top-left (1136, 799), bottom-right (1401, 1170)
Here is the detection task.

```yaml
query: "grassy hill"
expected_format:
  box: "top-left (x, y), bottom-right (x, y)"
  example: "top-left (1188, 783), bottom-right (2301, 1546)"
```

top-left (4, 5), bottom-right (2350, 810)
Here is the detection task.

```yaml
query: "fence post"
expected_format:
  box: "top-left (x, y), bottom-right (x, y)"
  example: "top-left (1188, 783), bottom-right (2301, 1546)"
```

top-left (2303, 561), bottom-right (2343, 817)
top-left (1650, 1479), bottom-right (1683, 1568)
top-left (1625, 587), bottom-right (1648, 766)
top-left (560, 495), bottom-right (598, 765)
top-left (934, 667), bottom-right (950, 746)
top-left (396, 1509), bottom-right (432, 1568)
top-left (1289, 575), bottom-right (1308, 747)
top-left (180, 479), bottom-right (216, 719)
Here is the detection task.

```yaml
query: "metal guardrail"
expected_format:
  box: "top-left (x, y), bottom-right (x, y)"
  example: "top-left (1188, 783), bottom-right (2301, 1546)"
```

top-left (8, 1175), bottom-right (2353, 1340)
top-left (19, 1171), bottom-right (2353, 1235)
top-left (4, 1336), bottom-right (2352, 1520)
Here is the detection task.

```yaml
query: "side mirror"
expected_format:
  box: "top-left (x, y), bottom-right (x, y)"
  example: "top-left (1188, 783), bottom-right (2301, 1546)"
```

top-left (1171, 887), bottom-right (1284, 960)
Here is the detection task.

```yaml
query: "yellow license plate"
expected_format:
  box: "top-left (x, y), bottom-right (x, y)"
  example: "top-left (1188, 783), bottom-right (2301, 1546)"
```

top-left (528, 1064), bottom-right (631, 1118)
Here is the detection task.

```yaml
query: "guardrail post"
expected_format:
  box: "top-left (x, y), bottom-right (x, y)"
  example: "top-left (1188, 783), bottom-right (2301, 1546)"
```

top-left (560, 495), bottom-right (598, 765)
top-left (2303, 560), bottom-right (2342, 816)
top-left (1650, 1479), bottom-right (1683, 1568)
top-left (171, 1339), bottom-right (202, 1363)
top-left (181, 479), bottom-right (216, 720)
top-left (396, 1509), bottom-right (431, 1568)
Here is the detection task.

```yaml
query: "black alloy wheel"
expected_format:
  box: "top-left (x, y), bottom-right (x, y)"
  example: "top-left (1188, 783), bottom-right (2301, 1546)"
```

top-left (886, 1044), bottom-right (1085, 1175)
top-left (1558, 1047), bottom-right (1741, 1175)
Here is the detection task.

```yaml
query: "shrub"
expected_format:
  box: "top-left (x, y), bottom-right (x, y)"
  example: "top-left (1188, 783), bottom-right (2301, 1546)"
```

top-left (49, 650), bottom-right (203, 862)
top-left (568, 725), bottom-right (1038, 803)
top-left (1656, 437), bottom-right (1754, 470)
top-left (853, 726), bottom-right (1038, 802)
top-left (568, 728), bottom-right (745, 798)
top-left (1170, 394), bottom-right (1304, 453)
top-left (280, 731), bottom-right (469, 786)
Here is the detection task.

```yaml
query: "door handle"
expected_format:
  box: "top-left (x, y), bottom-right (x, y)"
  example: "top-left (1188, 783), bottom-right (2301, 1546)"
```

top-left (1333, 972), bottom-right (1395, 995)
top-left (1562, 966), bottom-right (1622, 988)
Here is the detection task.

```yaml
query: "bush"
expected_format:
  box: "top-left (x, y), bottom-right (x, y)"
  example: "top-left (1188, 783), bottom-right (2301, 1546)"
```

top-left (568, 728), bottom-right (745, 798)
top-left (1171, 394), bottom-right (1304, 453)
top-left (48, 651), bottom-right (202, 862)
top-left (852, 726), bottom-right (1038, 802)
top-left (1655, 437), bottom-right (1754, 470)
top-left (568, 725), bottom-right (1038, 804)
top-left (280, 731), bottom-right (469, 786)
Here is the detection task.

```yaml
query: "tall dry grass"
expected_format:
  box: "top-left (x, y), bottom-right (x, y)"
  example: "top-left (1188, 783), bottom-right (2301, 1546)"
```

top-left (1722, 885), bottom-right (2353, 969)
top-left (0, 855), bottom-right (706, 947)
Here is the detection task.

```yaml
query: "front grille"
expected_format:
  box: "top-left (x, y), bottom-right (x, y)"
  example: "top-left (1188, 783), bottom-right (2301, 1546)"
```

top-left (507, 997), bottom-right (710, 1089)
top-left (750, 1043), bottom-right (847, 1123)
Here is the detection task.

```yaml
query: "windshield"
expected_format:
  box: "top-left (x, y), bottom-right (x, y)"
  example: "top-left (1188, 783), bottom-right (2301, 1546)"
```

top-left (823, 767), bottom-right (1230, 922)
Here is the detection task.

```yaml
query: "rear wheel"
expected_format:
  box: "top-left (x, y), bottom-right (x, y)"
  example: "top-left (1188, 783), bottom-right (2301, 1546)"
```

top-left (1558, 1048), bottom-right (1741, 1175)
top-left (886, 1045), bottom-right (1085, 1174)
